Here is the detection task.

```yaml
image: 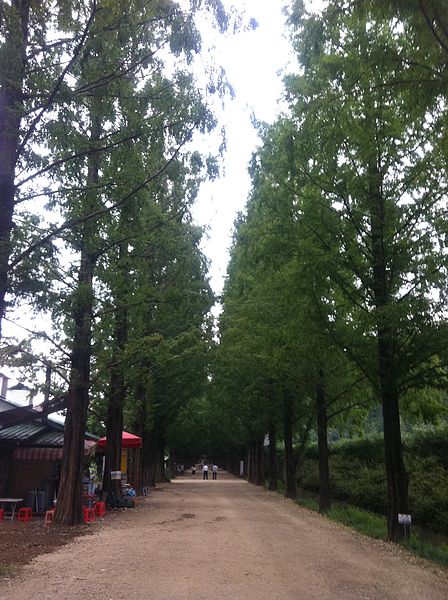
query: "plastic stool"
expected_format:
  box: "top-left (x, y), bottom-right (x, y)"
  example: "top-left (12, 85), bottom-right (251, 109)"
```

top-left (18, 507), bottom-right (33, 522)
top-left (94, 501), bottom-right (106, 517)
top-left (0, 508), bottom-right (4, 521)
top-left (83, 507), bottom-right (95, 523)
top-left (44, 509), bottom-right (56, 526)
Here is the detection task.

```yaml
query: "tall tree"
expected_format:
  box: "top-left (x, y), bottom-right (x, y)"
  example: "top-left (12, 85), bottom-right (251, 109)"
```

top-left (0, 0), bottom-right (100, 338)
top-left (48, 0), bottom-right (228, 525)
top-left (284, 0), bottom-right (448, 539)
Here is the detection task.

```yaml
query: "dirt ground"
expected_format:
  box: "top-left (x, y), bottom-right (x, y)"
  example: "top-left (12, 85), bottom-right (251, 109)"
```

top-left (1, 470), bottom-right (448, 600)
top-left (0, 519), bottom-right (88, 569)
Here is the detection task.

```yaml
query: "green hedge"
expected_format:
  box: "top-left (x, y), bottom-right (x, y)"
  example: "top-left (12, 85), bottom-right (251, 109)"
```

top-left (297, 426), bottom-right (448, 535)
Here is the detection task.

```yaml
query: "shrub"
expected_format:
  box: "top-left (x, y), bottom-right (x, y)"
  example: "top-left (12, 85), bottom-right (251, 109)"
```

top-left (297, 426), bottom-right (448, 535)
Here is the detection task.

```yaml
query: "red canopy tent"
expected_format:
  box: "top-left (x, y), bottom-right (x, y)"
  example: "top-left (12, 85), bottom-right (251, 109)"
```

top-left (97, 431), bottom-right (142, 449)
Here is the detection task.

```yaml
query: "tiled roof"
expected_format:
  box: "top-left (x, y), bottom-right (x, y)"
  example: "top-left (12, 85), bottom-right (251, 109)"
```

top-left (0, 398), bottom-right (98, 446)
top-left (0, 421), bottom-right (47, 442)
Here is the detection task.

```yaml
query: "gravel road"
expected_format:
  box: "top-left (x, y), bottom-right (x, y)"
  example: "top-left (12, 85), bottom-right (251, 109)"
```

top-left (1, 470), bottom-right (447, 600)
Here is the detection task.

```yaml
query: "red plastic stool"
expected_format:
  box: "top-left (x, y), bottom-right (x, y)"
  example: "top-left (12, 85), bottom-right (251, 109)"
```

top-left (0, 508), bottom-right (4, 521)
top-left (83, 507), bottom-right (95, 523)
top-left (94, 501), bottom-right (106, 517)
top-left (44, 509), bottom-right (56, 526)
top-left (17, 507), bottom-right (33, 522)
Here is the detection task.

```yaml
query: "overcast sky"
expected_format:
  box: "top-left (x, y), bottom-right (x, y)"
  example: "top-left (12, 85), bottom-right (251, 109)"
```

top-left (192, 1), bottom-right (293, 298)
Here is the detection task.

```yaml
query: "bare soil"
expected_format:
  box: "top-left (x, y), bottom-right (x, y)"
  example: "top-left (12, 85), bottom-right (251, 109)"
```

top-left (1, 471), bottom-right (447, 600)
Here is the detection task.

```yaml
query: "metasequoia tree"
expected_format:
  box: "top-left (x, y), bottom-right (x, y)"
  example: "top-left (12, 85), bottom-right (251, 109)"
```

top-left (283, 0), bottom-right (448, 540)
top-left (26, 0), bottom-right (228, 525)
top-left (88, 106), bottom-right (216, 491)
top-left (0, 0), bottom-right (231, 337)
top-left (0, 0), bottom-right (100, 338)
top-left (110, 210), bottom-right (215, 485)
top-left (249, 119), bottom-right (371, 511)
top-left (215, 120), bottom-right (368, 504)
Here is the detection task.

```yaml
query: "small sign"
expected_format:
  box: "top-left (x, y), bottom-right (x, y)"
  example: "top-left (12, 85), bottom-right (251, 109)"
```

top-left (110, 470), bottom-right (122, 480)
top-left (398, 513), bottom-right (412, 525)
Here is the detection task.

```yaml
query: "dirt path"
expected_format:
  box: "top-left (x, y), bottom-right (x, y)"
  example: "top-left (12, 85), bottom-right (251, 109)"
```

top-left (1, 471), bottom-right (447, 600)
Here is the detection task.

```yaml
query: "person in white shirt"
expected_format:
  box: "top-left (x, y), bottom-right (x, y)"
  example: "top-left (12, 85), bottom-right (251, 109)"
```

top-left (202, 464), bottom-right (209, 480)
top-left (212, 464), bottom-right (218, 480)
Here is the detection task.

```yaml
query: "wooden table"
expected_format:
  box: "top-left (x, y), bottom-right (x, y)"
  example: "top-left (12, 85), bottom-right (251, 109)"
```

top-left (0, 498), bottom-right (23, 521)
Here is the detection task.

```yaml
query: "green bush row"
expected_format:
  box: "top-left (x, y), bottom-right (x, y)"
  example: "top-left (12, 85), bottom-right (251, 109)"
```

top-left (297, 426), bottom-right (448, 535)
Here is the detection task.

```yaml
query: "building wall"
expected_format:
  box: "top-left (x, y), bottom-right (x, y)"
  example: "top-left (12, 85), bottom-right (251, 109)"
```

top-left (0, 447), bottom-right (14, 496)
top-left (11, 460), bottom-right (55, 499)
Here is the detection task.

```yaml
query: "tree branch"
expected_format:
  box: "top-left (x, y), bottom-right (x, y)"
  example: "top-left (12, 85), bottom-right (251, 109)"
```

top-left (16, 0), bottom-right (98, 159)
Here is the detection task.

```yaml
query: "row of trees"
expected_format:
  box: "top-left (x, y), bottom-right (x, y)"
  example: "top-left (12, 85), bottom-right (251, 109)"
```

top-left (0, 0), bottom-right (239, 525)
top-left (211, 0), bottom-right (448, 542)
top-left (3, 0), bottom-right (447, 540)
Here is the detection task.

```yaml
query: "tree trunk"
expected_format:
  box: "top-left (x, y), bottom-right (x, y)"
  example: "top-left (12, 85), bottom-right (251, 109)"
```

top-left (145, 430), bottom-right (159, 486)
top-left (0, 0), bottom-right (30, 338)
top-left (54, 112), bottom-right (100, 526)
top-left (268, 421), bottom-right (278, 491)
top-left (247, 443), bottom-right (253, 483)
top-left (317, 369), bottom-right (330, 512)
top-left (130, 383), bottom-right (146, 492)
top-left (54, 250), bottom-right (95, 525)
top-left (246, 445), bottom-right (253, 483)
top-left (142, 435), bottom-right (154, 487)
top-left (169, 448), bottom-right (176, 479)
top-left (103, 248), bottom-right (129, 497)
top-left (254, 438), bottom-right (264, 486)
top-left (158, 443), bottom-right (166, 482)
top-left (283, 392), bottom-right (296, 499)
top-left (102, 388), bottom-right (124, 498)
top-left (368, 159), bottom-right (408, 541)
top-left (382, 384), bottom-right (409, 540)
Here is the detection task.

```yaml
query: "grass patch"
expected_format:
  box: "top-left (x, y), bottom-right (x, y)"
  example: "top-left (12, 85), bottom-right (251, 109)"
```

top-left (296, 496), bottom-right (319, 511)
top-left (326, 505), bottom-right (387, 540)
top-left (293, 494), bottom-right (448, 568)
top-left (402, 536), bottom-right (448, 567)
top-left (277, 479), bottom-right (286, 495)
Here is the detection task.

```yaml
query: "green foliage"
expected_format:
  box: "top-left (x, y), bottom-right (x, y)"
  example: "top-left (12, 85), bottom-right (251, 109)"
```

top-left (326, 505), bottom-right (387, 540)
top-left (404, 426), bottom-right (448, 467)
top-left (401, 536), bottom-right (448, 568)
top-left (406, 455), bottom-right (448, 533)
top-left (296, 494), bottom-right (448, 567)
top-left (298, 427), bottom-right (448, 535)
top-left (295, 496), bottom-right (319, 511)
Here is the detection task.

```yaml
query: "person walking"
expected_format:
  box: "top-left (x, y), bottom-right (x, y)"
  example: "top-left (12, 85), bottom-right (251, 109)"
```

top-left (202, 464), bottom-right (209, 480)
top-left (212, 464), bottom-right (218, 480)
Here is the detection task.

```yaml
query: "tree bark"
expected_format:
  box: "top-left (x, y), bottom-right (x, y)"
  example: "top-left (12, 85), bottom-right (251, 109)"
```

top-left (268, 421), bottom-right (278, 491)
top-left (102, 372), bottom-right (124, 498)
top-left (254, 437), bottom-right (264, 486)
top-left (54, 248), bottom-right (95, 525)
top-left (317, 369), bottom-right (331, 512)
top-left (0, 0), bottom-right (30, 338)
top-left (146, 431), bottom-right (159, 486)
top-left (54, 112), bottom-right (100, 526)
top-left (247, 444), bottom-right (255, 483)
top-left (130, 382), bottom-right (146, 492)
top-left (368, 159), bottom-right (408, 541)
top-left (283, 392), bottom-right (296, 499)
top-left (103, 242), bottom-right (129, 497)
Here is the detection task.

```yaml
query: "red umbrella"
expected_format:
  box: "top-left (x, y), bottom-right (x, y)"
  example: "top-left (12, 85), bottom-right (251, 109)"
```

top-left (97, 431), bottom-right (142, 449)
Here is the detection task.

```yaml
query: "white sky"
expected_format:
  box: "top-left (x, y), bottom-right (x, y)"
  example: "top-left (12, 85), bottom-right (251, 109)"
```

top-left (192, 1), bottom-right (293, 297)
